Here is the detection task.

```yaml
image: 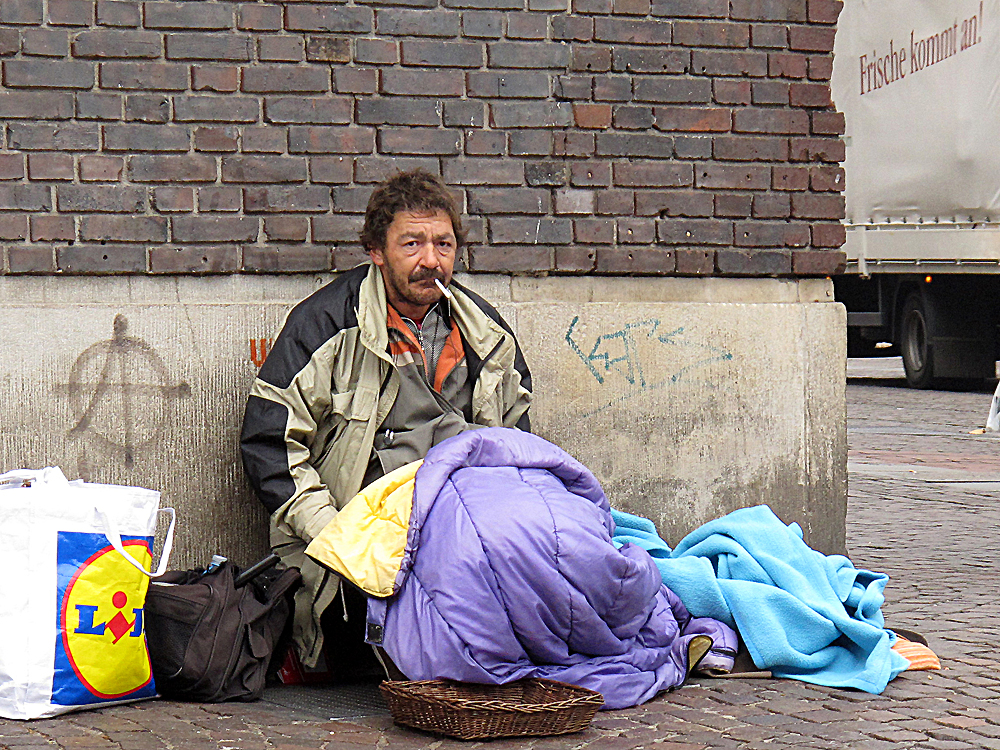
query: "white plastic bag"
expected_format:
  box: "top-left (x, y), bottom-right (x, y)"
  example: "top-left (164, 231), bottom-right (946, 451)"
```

top-left (987, 379), bottom-right (1000, 432)
top-left (0, 467), bottom-right (174, 719)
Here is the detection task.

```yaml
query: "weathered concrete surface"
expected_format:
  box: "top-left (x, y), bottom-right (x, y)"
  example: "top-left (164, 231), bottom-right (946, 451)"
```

top-left (0, 273), bottom-right (845, 567)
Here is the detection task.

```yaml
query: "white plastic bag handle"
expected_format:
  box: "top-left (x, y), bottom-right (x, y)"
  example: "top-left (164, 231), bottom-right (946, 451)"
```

top-left (96, 506), bottom-right (176, 578)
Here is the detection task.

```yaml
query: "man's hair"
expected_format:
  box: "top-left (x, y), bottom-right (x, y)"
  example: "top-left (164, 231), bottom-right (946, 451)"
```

top-left (359, 169), bottom-right (465, 252)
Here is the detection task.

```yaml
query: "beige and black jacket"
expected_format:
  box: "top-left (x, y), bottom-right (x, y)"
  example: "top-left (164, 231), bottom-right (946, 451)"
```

top-left (240, 263), bottom-right (532, 666)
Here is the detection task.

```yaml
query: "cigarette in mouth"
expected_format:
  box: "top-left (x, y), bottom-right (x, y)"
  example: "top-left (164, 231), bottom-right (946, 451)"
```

top-left (434, 278), bottom-right (453, 299)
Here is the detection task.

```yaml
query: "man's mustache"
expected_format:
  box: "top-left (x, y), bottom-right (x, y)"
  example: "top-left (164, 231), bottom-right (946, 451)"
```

top-left (409, 269), bottom-right (445, 284)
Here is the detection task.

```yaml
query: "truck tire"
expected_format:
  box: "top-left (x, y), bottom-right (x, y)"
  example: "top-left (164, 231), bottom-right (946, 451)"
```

top-left (900, 292), bottom-right (935, 388)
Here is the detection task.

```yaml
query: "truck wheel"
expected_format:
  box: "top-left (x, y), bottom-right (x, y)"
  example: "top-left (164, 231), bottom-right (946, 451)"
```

top-left (900, 292), bottom-right (935, 388)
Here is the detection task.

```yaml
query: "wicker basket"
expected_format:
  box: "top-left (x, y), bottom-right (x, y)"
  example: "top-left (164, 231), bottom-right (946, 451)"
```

top-left (379, 678), bottom-right (604, 740)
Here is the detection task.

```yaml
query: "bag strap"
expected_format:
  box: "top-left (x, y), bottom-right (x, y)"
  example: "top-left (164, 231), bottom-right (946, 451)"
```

top-left (96, 506), bottom-right (176, 578)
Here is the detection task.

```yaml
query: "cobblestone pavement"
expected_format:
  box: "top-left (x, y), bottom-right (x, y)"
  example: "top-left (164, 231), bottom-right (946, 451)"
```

top-left (4, 359), bottom-right (1000, 749)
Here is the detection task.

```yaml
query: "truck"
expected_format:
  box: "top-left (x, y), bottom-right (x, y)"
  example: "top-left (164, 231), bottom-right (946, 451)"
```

top-left (831, 0), bottom-right (1000, 387)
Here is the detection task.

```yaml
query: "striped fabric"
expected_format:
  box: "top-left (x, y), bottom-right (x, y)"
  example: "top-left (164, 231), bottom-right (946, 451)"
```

top-left (892, 637), bottom-right (942, 671)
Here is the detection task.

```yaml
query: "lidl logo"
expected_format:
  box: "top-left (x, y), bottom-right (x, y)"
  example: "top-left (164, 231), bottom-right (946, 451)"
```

top-left (52, 531), bottom-right (157, 706)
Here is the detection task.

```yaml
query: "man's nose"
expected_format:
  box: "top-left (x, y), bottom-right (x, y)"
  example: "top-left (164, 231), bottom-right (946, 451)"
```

top-left (416, 241), bottom-right (441, 267)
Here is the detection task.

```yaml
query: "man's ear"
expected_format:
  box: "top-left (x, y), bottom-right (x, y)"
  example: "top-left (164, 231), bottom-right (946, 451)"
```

top-left (368, 246), bottom-right (385, 266)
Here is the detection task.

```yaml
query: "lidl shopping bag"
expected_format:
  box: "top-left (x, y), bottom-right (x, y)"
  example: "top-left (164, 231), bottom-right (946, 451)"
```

top-left (0, 467), bottom-right (174, 719)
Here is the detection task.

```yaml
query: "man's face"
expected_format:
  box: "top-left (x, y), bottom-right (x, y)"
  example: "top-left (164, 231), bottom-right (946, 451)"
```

top-left (369, 209), bottom-right (457, 319)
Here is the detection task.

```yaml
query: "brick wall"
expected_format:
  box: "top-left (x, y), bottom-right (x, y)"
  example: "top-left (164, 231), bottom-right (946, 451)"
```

top-left (0, 0), bottom-right (846, 277)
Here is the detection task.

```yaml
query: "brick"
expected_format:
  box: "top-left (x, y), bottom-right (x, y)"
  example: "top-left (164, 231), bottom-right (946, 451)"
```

top-left (401, 40), bottom-right (482, 67)
top-left (730, 0), bottom-right (806, 20)
top-left (772, 166), bottom-right (809, 190)
top-left (594, 18), bottom-right (672, 44)
top-left (554, 246), bottom-right (596, 273)
top-left (693, 50), bottom-right (768, 77)
top-left (72, 30), bottom-right (160, 57)
top-left (468, 71), bottom-right (550, 98)
top-left (144, 2), bottom-right (234, 29)
top-left (634, 77), bottom-right (712, 104)
top-left (243, 244), bottom-right (331, 273)
top-left (376, 8), bottom-right (459, 36)
top-left (790, 82), bottom-right (831, 107)
top-left (490, 217), bottom-right (572, 244)
top-left (613, 105), bottom-right (655, 130)
top-left (264, 216), bottom-right (309, 241)
top-left (129, 155), bottom-right (216, 182)
top-left (714, 80), bottom-right (751, 105)
top-left (194, 126), bottom-right (239, 152)
top-left (96, 1), bottom-right (141, 27)
top-left (615, 0), bottom-right (650, 13)
top-left (0, 92), bottom-right (74, 119)
top-left (333, 245), bottom-right (369, 270)
top-left (809, 0), bottom-right (843, 24)
top-left (751, 23), bottom-right (788, 48)
top-left (27, 153), bottom-right (74, 180)
top-left (104, 124), bottom-right (190, 152)
top-left (80, 155), bottom-right (124, 181)
top-left (9, 246), bottom-right (56, 273)
top-left (614, 161), bottom-right (692, 188)
top-left (594, 75), bottom-right (632, 102)
top-left (596, 189), bottom-right (634, 215)
top-left (80, 215), bottom-right (165, 242)
top-left (674, 135), bottom-right (712, 158)
top-left (306, 36), bottom-right (351, 63)
top-left (8, 123), bottom-right (99, 151)
top-left (0, 215), bottom-right (28, 240)
top-left (570, 161), bottom-right (611, 186)
top-left (573, 218), bottom-right (614, 244)
top-left (469, 245), bottom-right (552, 273)
top-left (312, 214), bottom-right (362, 242)
top-left (488, 41), bottom-right (569, 68)
top-left (259, 36), bottom-right (304, 62)
top-left (266, 97), bottom-right (351, 124)
top-left (617, 218), bottom-right (655, 243)
top-left (285, 6), bottom-right (373, 33)
top-left (791, 192), bottom-right (844, 219)
top-left (750, 81), bottom-right (788, 106)
top-left (674, 21), bottom-right (749, 47)
top-left (716, 247), bottom-right (791, 274)
top-left (811, 111), bottom-right (844, 135)
top-left (555, 189), bottom-right (595, 214)
top-left (357, 97), bottom-right (441, 127)
top-left (713, 135), bottom-right (787, 161)
top-left (509, 131), bottom-right (551, 156)
top-left (198, 186), bottom-right (242, 212)
top-left (809, 166), bottom-right (844, 192)
top-left (550, 74), bottom-right (591, 101)
top-left (152, 186), bottom-right (194, 212)
top-left (808, 55), bottom-right (833, 80)
top-left (242, 66), bottom-right (329, 93)
top-left (243, 127), bottom-right (286, 153)
top-left (650, 0), bottom-right (727, 17)
top-left (173, 216), bottom-right (258, 242)
top-left (571, 104), bottom-right (609, 129)
top-left (22, 29), bottom-right (69, 57)
top-left (697, 163), bottom-right (770, 190)
top-left (769, 52), bottom-right (808, 78)
top-left (444, 100), bottom-right (486, 127)
top-left (552, 15), bottom-right (594, 42)
top-left (193, 67), bottom-right (239, 92)
top-left (715, 194), bottom-right (753, 217)
top-left (49, 0), bottom-right (93, 25)
top-left (288, 126), bottom-right (375, 154)
top-left (58, 185), bottom-right (145, 212)
top-left (612, 47), bottom-right (687, 74)
top-left (335, 68), bottom-right (378, 95)
top-left (793, 248), bottom-right (845, 273)
top-left (524, 161), bottom-right (567, 187)
top-left (222, 156), bottom-right (307, 183)
top-left (461, 11), bottom-right (502, 38)
top-left (165, 33), bottom-right (253, 61)
top-left (99, 62), bottom-right (188, 90)
top-left (58, 244), bottom-right (147, 272)
top-left (653, 106), bottom-right (731, 133)
top-left (443, 0), bottom-right (521, 9)
top-left (597, 133), bottom-right (674, 157)
top-left (468, 188), bottom-right (549, 214)
top-left (734, 108), bottom-right (809, 134)
top-left (810, 224), bottom-right (846, 248)
top-left (734, 220), bottom-right (809, 247)
top-left (149, 245), bottom-right (240, 273)
top-left (354, 38), bottom-right (398, 65)
top-left (353, 156), bottom-right (437, 183)
top-left (0, 155), bottom-right (25, 181)
top-left (596, 247), bottom-right (674, 274)
top-left (3, 60), bottom-right (94, 89)
top-left (0, 29), bottom-right (20, 56)
top-left (465, 130), bottom-right (506, 155)
top-left (572, 47), bottom-right (611, 74)
top-left (657, 218), bottom-right (732, 244)
top-left (382, 69), bottom-right (465, 96)
top-left (674, 247), bottom-right (714, 274)
top-left (491, 102), bottom-right (573, 128)
top-left (788, 136), bottom-right (844, 162)
top-left (0, 0), bottom-right (43, 24)
top-left (552, 132), bottom-right (596, 157)
top-left (378, 128), bottom-right (460, 155)
top-left (125, 94), bottom-right (170, 122)
top-left (442, 159), bottom-right (522, 186)
top-left (76, 92), bottom-right (122, 120)
top-left (789, 25), bottom-right (835, 52)
top-left (752, 193), bottom-right (790, 217)
top-left (507, 13), bottom-right (548, 39)
top-left (238, 5), bottom-right (282, 31)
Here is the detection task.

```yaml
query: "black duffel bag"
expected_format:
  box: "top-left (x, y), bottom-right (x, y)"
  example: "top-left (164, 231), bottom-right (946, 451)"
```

top-left (144, 554), bottom-right (301, 702)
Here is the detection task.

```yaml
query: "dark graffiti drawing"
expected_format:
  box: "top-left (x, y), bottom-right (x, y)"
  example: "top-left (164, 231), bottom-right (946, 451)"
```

top-left (62, 314), bottom-right (191, 470)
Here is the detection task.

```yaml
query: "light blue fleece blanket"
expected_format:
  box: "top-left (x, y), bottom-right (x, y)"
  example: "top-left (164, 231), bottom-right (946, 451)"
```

top-left (611, 505), bottom-right (910, 694)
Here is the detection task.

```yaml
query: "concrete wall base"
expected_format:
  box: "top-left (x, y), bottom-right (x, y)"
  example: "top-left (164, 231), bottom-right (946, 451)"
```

top-left (0, 273), bottom-right (846, 569)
